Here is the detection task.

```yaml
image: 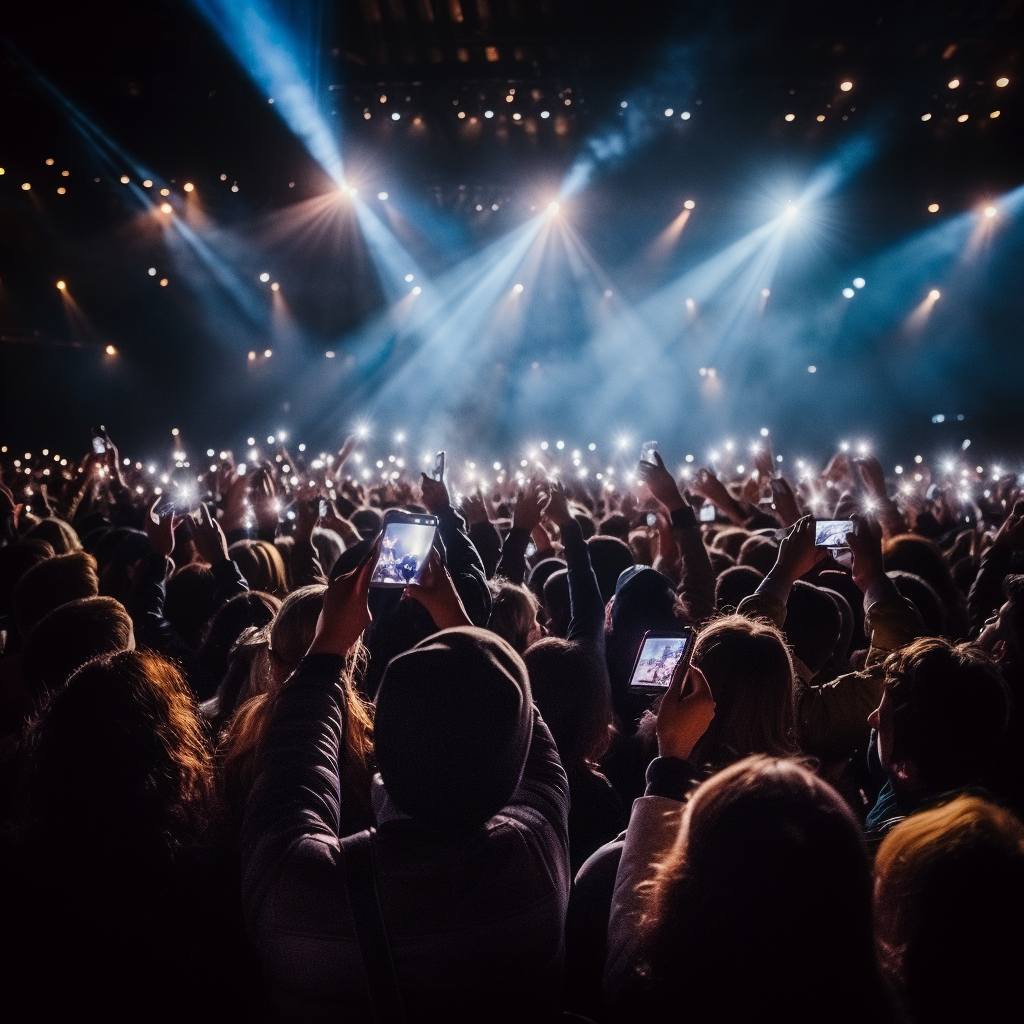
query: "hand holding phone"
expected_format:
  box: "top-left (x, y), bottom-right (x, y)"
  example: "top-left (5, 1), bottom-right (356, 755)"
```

top-left (699, 504), bottom-right (717, 522)
top-left (433, 451), bottom-right (446, 482)
top-left (639, 440), bottom-right (659, 465)
top-left (656, 661), bottom-right (715, 761)
top-left (370, 512), bottom-right (439, 587)
top-left (814, 519), bottom-right (853, 548)
top-left (628, 629), bottom-right (695, 695)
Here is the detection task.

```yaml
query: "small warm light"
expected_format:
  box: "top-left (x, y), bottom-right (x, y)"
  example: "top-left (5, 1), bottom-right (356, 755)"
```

top-left (984, 205), bottom-right (997, 218)
top-left (260, 272), bottom-right (270, 282)
top-left (56, 187), bottom-right (66, 195)
top-left (853, 277), bottom-right (866, 288)
top-left (928, 203), bottom-right (940, 213)
top-left (996, 77), bottom-right (1009, 87)
top-left (45, 157), bottom-right (54, 166)
top-left (160, 188), bottom-right (170, 196)
top-left (248, 351), bottom-right (256, 360)
top-left (105, 344), bottom-right (116, 355)
top-left (840, 80), bottom-right (853, 92)
top-left (379, 94), bottom-right (387, 103)
top-left (61, 170), bottom-right (69, 177)
top-left (948, 79), bottom-right (960, 89)
top-left (378, 191), bottom-right (388, 200)
top-left (457, 111), bottom-right (466, 119)
top-left (120, 175), bottom-right (130, 183)
top-left (990, 110), bottom-right (1000, 118)
top-left (843, 287), bottom-right (855, 298)
top-left (921, 113), bottom-right (932, 121)
top-left (183, 182), bottom-right (194, 192)
top-left (512, 113), bottom-right (522, 121)
top-left (159, 278), bottom-right (168, 287)
top-left (512, 283), bottom-right (524, 294)
top-left (160, 202), bottom-right (172, 213)
top-left (21, 182), bottom-right (31, 190)
top-left (264, 349), bottom-right (273, 358)
top-left (816, 114), bottom-right (825, 122)
top-left (271, 282), bottom-right (280, 291)
top-left (957, 113), bottom-right (969, 122)
top-left (171, 428), bottom-right (180, 436)
top-left (928, 289), bottom-right (941, 301)
top-left (784, 113), bottom-right (795, 121)
top-left (683, 199), bottom-right (695, 209)
top-left (143, 179), bottom-right (153, 188)
top-left (56, 280), bottom-right (66, 290)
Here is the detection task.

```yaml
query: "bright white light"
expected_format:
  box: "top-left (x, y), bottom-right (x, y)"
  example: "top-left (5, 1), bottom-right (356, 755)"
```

top-left (761, 288), bottom-right (771, 298)
top-left (928, 289), bottom-right (941, 301)
top-left (996, 77), bottom-right (1009, 87)
top-left (405, 274), bottom-right (414, 282)
top-left (589, 442), bottom-right (597, 450)
top-left (784, 202), bottom-right (798, 217)
top-left (540, 111), bottom-right (549, 119)
top-left (207, 448), bottom-right (215, 457)
top-left (547, 201), bottom-right (560, 215)
top-left (540, 441), bottom-right (549, 450)
top-left (347, 186), bottom-right (358, 196)
top-left (391, 112), bottom-right (400, 121)
top-left (948, 78), bottom-right (960, 89)
top-left (840, 442), bottom-right (850, 452)
top-left (604, 289), bottom-right (613, 298)
top-left (616, 435), bottom-right (631, 451)
top-left (620, 101), bottom-right (628, 108)
top-left (412, 286), bottom-right (422, 295)
top-left (686, 297), bottom-right (696, 311)
top-left (681, 111), bottom-right (690, 119)
top-left (513, 283), bottom-right (524, 294)
top-left (843, 287), bottom-right (855, 298)
top-left (853, 277), bottom-right (865, 288)
top-left (395, 432), bottom-right (406, 443)
top-left (484, 110), bottom-right (494, 119)
top-left (260, 272), bottom-right (270, 282)
top-left (683, 199), bottom-right (695, 210)
top-left (840, 80), bottom-right (853, 92)
top-left (984, 206), bottom-right (997, 218)
top-left (664, 108), bottom-right (674, 117)
top-left (760, 427), bottom-right (770, 437)
top-left (556, 440), bottom-right (565, 450)
top-left (378, 191), bottom-right (388, 200)
top-left (148, 267), bottom-right (156, 276)
top-left (895, 465), bottom-right (903, 474)
top-left (914, 455), bottom-right (923, 464)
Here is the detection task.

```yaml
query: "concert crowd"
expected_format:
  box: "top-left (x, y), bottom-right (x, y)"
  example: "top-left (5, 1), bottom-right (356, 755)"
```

top-left (1, 425), bottom-right (1022, 1022)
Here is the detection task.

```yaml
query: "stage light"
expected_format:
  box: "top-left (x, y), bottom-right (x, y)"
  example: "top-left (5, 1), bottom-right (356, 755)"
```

top-left (928, 203), bottom-right (939, 212)
top-left (686, 297), bottom-right (696, 311)
top-left (143, 179), bottom-right (153, 188)
top-left (684, 199), bottom-right (695, 209)
top-left (996, 77), bottom-right (1009, 87)
top-left (404, 274), bottom-right (414, 282)
top-left (761, 288), bottom-right (771, 298)
top-left (105, 345), bottom-right (116, 355)
top-left (921, 113), bottom-right (932, 121)
top-left (484, 110), bottom-right (494, 118)
top-left (604, 289), bottom-right (613, 298)
top-left (984, 205), bottom-right (997, 217)
top-left (259, 272), bottom-right (270, 282)
top-left (928, 289), bottom-right (941, 300)
top-left (378, 191), bottom-right (388, 200)
top-left (843, 287), bottom-right (855, 298)
top-left (160, 188), bottom-right (170, 196)
top-left (540, 110), bottom-right (549, 118)
top-left (808, 365), bottom-right (817, 373)
top-left (664, 108), bottom-right (674, 117)
top-left (681, 111), bottom-right (690, 119)
top-left (547, 201), bottom-right (560, 215)
top-left (264, 349), bottom-right (272, 357)
top-left (990, 110), bottom-right (1000, 118)
top-left (56, 280), bottom-right (66, 290)
top-left (784, 202), bottom-right (798, 218)
top-left (183, 182), bottom-right (194, 192)
top-left (785, 113), bottom-right (795, 121)
top-left (412, 286), bottom-right (422, 295)
top-left (21, 182), bottom-right (30, 190)
top-left (840, 80), bottom-right (853, 91)
top-left (513, 283), bottom-right (524, 293)
top-left (248, 351), bottom-right (256, 360)
top-left (853, 277), bottom-right (866, 288)
top-left (160, 202), bottom-right (172, 213)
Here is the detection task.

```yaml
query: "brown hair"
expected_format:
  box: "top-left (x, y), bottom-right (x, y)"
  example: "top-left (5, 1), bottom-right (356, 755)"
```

top-left (13, 551), bottom-right (99, 636)
top-left (688, 614), bottom-right (799, 768)
top-left (228, 539), bottom-right (289, 598)
top-left (23, 516), bottom-right (82, 555)
top-left (487, 578), bottom-right (540, 654)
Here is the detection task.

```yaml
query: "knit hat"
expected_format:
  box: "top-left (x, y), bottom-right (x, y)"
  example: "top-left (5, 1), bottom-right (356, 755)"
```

top-left (374, 626), bottom-right (533, 828)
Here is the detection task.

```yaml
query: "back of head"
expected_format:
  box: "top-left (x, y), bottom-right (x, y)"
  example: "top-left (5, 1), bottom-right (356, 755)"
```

top-left (163, 563), bottom-right (219, 651)
top-left (486, 578), bottom-right (539, 655)
top-left (374, 627), bottom-right (532, 828)
top-left (573, 511), bottom-right (596, 540)
top-left (92, 528), bottom-right (152, 605)
top-left (26, 649), bottom-right (213, 852)
top-left (875, 795), bottom-right (1024, 1022)
top-left (784, 581), bottom-right (842, 676)
top-left (542, 569), bottom-right (570, 638)
top-left (0, 539), bottom-right (54, 619)
top-left (884, 535), bottom-right (960, 624)
top-left (715, 564), bottom-right (763, 611)
top-left (311, 526), bottom-right (345, 576)
top-left (196, 591), bottom-right (281, 702)
top-left (527, 556), bottom-right (566, 602)
top-left (23, 517), bottom-right (82, 555)
top-left (587, 535), bottom-right (636, 603)
top-left (643, 756), bottom-right (882, 1021)
top-left (350, 507), bottom-right (383, 540)
top-left (228, 539), bottom-right (289, 598)
top-left (882, 638), bottom-right (1009, 794)
top-left (689, 614), bottom-right (797, 767)
top-left (711, 527), bottom-right (751, 560)
top-left (268, 584), bottom-right (326, 678)
top-left (888, 570), bottom-right (945, 637)
top-left (598, 513), bottom-right (631, 542)
top-left (524, 636), bottom-right (612, 767)
top-left (21, 596), bottom-right (135, 704)
top-left (737, 535), bottom-right (778, 576)
top-left (14, 551), bottom-right (99, 637)
top-left (706, 548), bottom-right (735, 576)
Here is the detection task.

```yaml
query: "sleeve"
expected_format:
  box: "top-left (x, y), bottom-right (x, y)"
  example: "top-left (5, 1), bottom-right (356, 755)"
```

top-left (562, 518), bottom-right (606, 650)
top-left (671, 506), bottom-right (716, 624)
top-left (129, 551), bottom-right (190, 659)
top-left (240, 654), bottom-right (347, 930)
top-left (968, 543), bottom-right (1013, 634)
top-left (211, 556), bottom-right (250, 603)
top-left (736, 588), bottom-right (788, 628)
top-left (437, 504), bottom-right (491, 627)
top-left (604, 795), bottom-right (686, 1003)
top-left (496, 526), bottom-right (532, 586)
top-left (468, 520), bottom-right (503, 580)
top-left (288, 539), bottom-right (328, 589)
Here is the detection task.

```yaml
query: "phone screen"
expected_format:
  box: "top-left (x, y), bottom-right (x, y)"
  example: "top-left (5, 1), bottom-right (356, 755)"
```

top-left (646, 512), bottom-right (658, 528)
top-left (318, 499), bottom-right (329, 518)
top-left (699, 504), bottom-right (717, 522)
top-left (433, 451), bottom-right (445, 482)
top-left (370, 519), bottom-right (438, 587)
top-left (814, 519), bottom-right (853, 548)
top-left (628, 631), bottom-right (694, 693)
top-left (640, 440), bottom-right (658, 465)
top-left (92, 436), bottom-right (108, 455)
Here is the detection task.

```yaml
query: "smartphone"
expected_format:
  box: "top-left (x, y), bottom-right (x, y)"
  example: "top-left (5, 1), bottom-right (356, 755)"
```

top-left (525, 540), bottom-right (537, 558)
top-left (370, 511), bottom-right (439, 587)
top-left (646, 512), bottom-right (658, 528)
top-left (91, 425), bottom-right (109, 455)
top-left (814, 519), bottom-right (853, 548)
top-left (699, 504), bottom-right (717, 522)
top-left (433, 451), bottom-right (446, 482)
top-left (640, 440), bottom-right (659, 465)
top-left (318, 498), bottom-right (329, 518)
top-left (628, 629), bottom-right (695, 695)
top-left (769, 478), bottom-right (787, 496)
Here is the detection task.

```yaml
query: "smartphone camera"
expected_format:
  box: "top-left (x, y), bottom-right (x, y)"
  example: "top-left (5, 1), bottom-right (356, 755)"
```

top-left (814, 520), bottom-right (853, 548)
top-left (699, 504), bottom-right (716, 523)
top-left (639, 440), bottom-right (659, 465)
top-left (370, 514), bottom-right (439, 588)
top-left (628, 629), bottom-right (695, 694)
top-left (646, 512), bottom-right (658, 528)
top-left (318, 498), bottom-right (329, 518)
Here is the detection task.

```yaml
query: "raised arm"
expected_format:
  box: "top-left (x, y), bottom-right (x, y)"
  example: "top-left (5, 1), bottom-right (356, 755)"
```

top-left (495, 477), bottom-right (549, 585)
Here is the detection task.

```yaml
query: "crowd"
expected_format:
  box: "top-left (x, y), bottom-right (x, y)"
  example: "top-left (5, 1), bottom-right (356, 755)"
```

top-left (0, 426), bottom-right (1022, 1022)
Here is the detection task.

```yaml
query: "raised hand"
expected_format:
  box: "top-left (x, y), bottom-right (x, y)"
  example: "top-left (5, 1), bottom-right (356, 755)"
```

top-left (145, 497), bottom-right (177, 558)
top-left (403, 547), bottom-right (472, 630)
top-left (249, 465), bottom-right (280, 536)
top-left (853, 454), bottom-right (887, 499)
top-left (773, 515), bottom-right (828, 583)
top-left (419, 472), bottom-right (451, 515)
top-left (769, 476), bottom-right (802, 527)
top-left (637, 450), bottom-right (684, 512)
top-left (656, 663), bottom-right (716, 761)
top-left (992, 499), bottom-right (1024, 551)
top-left (847, 512), bottom-right (885, 594)
top-left (543, 479), bottom-right (574, 529)
top-left (190, 502), bottom-right (230, 564)
top-left (513, 476), bottom-right (550, 534)
top-left (293, 481), bottom-right (321, 544)
top-left (460, 489), bottom-right (490, 526)
top-left (307, 542), bottom-right (378, 656)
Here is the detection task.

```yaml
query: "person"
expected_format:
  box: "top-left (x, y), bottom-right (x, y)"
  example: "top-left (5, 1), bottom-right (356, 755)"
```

top-left (487, 577), bottom-right (544, 653)
top-left (240, 546), bottom-right (569, 1021)
top-left (865, 636), bottom-right (1010, 839)
top-left (873, 794), bottom-right (1024, 1023)
top-left (604, 666), bottom-right (890, 1021)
